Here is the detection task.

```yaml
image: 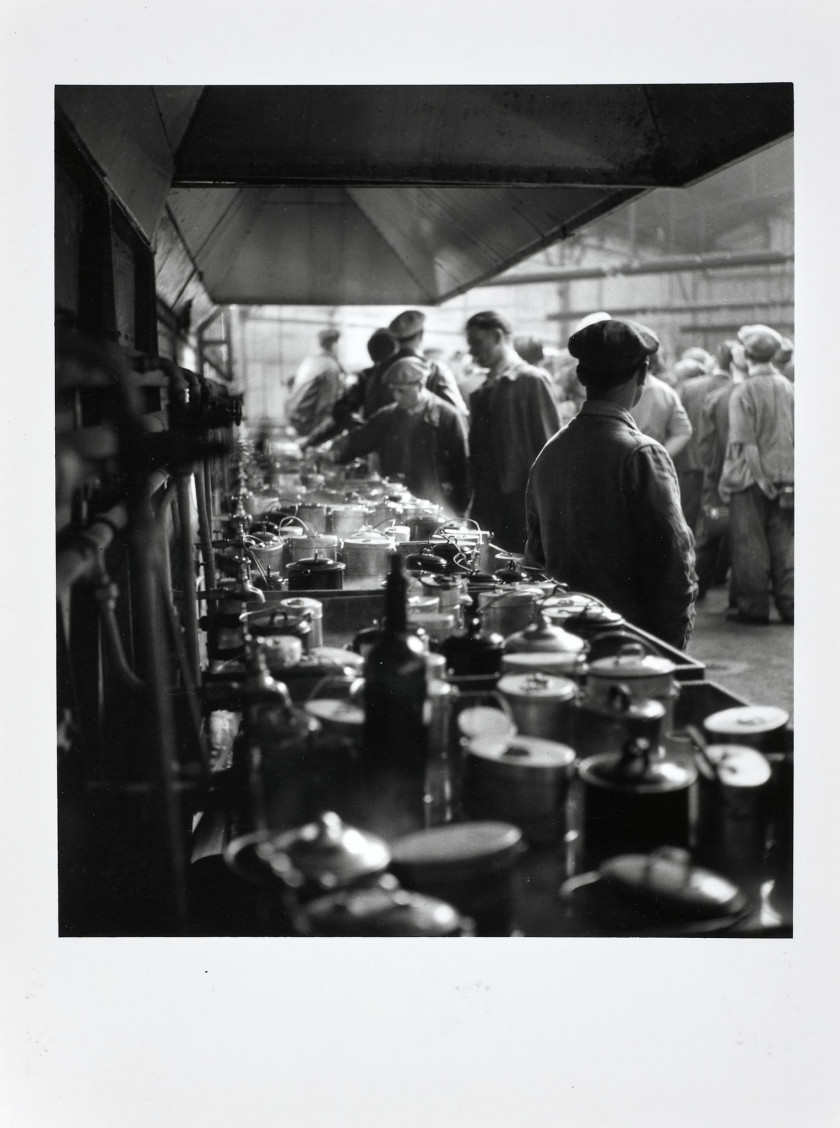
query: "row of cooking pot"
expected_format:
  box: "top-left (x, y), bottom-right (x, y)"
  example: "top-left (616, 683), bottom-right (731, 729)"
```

top-left (220, 694), bottom-right (786, 937)
top-left (246, 492), bottom-right (445, 539)
top-left (245, 527), bottom-right (499, 586)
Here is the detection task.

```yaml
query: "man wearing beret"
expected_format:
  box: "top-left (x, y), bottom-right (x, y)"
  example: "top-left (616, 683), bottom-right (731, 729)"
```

top-left (328, 357), bottom-right (470, 515)
top-left (387, 309), bottom-right (468, 416)
top-left (465, 310), bottom-right (561, 553)
top-left (719, 324), bottom-right (794, 624)
top-left (525, 318), bottom-right (697, 649)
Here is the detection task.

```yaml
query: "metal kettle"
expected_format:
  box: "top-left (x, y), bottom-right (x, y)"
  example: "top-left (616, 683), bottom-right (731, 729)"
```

top-left (577, 688), bottom-right (697, 864)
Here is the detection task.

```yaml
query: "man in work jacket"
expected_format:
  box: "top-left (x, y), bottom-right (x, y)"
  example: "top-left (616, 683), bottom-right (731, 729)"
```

top-left (719, 324), bottom-right (794, 625)
top-left (524, 318), bottom-right (697, 650)
top-left (329, 358), bottom-right (470, 515)
top-left (465, 310), bottom-right (561, 554)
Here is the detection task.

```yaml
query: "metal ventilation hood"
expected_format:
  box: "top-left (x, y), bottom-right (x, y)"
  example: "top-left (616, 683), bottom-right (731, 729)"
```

top-left (56, 84), bottom-right (793, 306)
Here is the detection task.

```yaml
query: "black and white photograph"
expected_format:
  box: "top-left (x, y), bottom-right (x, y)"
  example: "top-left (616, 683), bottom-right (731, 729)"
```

top-left (3, 3), bottom-right (839, 1125)
top-left (53, 82), bottom-right (796, 940)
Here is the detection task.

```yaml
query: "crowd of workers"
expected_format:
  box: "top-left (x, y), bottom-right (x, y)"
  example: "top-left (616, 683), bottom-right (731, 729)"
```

top-left (282, 307), bottom-right (795, 648)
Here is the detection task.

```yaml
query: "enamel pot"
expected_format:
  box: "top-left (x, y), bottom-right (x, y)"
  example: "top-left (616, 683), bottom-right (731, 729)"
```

top-left (286, 552), bottom-right (345, 591)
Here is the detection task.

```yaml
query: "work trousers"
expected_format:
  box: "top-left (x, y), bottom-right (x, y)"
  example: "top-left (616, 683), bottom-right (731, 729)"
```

top-left (730, 484), bottom-right (794, 620)
top-left (694, 514), bottom-right (731, 596)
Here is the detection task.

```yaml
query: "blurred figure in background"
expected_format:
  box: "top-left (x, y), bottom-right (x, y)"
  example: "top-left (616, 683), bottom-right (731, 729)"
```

top-left (286, 327), bottom-right (346, 438)
top-left (386, 310), bottom-right (468, 415)
top-left (719, 324), bottom-right (794, 625)
top-left (673, 352), bottom-right (732, 529)
top-left (328, 357), bottom-right (469, 514)
top-left (629, 350), bottom-right (693, 460)
top-left (776, 336), bottom-right (795, 382)
top-left (465, 310), bottom-right (560, 552)
top-left (680, 346), bottom-right (714, 374)
top-left (301, 328), bottom-right (399, 448)
top-left (513, 334), bottom-right (547, 368)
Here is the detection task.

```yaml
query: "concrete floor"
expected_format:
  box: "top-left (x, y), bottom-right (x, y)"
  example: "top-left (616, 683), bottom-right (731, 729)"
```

top-left (685, 584), bottom-right (794, 719)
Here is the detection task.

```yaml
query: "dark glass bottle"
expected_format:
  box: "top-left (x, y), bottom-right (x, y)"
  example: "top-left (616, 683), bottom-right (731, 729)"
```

top-left (362, 552), bottom-right (428, 836)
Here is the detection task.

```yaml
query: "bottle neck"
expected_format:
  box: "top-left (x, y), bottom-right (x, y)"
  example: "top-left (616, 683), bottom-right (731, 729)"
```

top-left (382, 560), bottom-right (409, 636)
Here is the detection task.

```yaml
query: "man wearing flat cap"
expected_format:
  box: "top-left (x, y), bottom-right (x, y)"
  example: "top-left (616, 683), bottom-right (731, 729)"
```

top-left (328, 357), bottom-right (470, 514)
top-left (465, 310), bottom-right (561, 553)
top-left (719, 324), bottom-right (794, 624)
top-left (525, 318), bottom-right (697, 649)
top-left (286, 327), bottom-right (346, 438)
top-left (386, 310), bottom-right (468, 416)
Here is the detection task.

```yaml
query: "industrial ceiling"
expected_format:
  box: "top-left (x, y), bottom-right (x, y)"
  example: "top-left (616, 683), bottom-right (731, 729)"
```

top-left (55, 84), bottom-right (793, 307)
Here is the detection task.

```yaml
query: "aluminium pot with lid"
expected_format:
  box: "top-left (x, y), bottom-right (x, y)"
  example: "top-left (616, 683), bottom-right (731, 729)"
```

top-left (341, 528), bottom-right (396, 580)
top-left (464, 734), bottom-right (576, 845)
top-left (587, 641), bottom-right (676, 699)
top-left (478, 586), bottom-right (542, 637)
top-left (418, 572), bottom-right (466, 612)
top-left (327, 503), bottom-right (370, 538)
top-left (389, 821), bottom-right (524, 936)
top-left (586, 640), bottom-right (679, 731)
top-left (278, 596), bottom-right (324, 647)
top-left (240, 606), bottom-right (314, 651)
top-left (497, 671), bottom-right (578, 743)
top-left (702, 705), bottom-right (789, 752)
top-left (294, 502), bottom-right (330, 534)
top-left (283, 531), bottom-right (341, 565)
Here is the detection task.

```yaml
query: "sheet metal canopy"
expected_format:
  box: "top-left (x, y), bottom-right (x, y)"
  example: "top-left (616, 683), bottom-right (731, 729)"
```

top-left (56, 84), bottom-right (793, 306)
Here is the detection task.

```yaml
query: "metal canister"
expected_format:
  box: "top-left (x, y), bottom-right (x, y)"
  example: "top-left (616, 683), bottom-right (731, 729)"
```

top-left (327, 503), bottom-right (370, 538)
top-left (341, 529), bottom-right (396, 581)
top-left (586, 642), bottom-right (679, 733)
top-left (496, 671), bottom-right (578, 744)
top-left (295, 502), bottom-right (330, 534)
top-left (464, 734), bottom-right (576, 844)
top-left (694, 743), bottom-right (772, 879)
top-left (478, 587), bottom-right (542, 638)
top-left (278, 596), bottom-right (324, 648)
top-left (418, 573), bottom-right (465, 615)
top-left (367, 499), bottom-right (404, 529)
top-left (241, 606), bottom-right (314, 653)
top-left (702, 705), bottom-right (789, 753)
top-left (283, 532), bottom-right (341, 566)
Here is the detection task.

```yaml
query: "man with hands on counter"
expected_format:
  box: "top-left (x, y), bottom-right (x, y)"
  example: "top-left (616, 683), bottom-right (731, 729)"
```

top-left (317, 356), bottom-right (470, 515)
top-left (524, 318), bottom-right (698, 650)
